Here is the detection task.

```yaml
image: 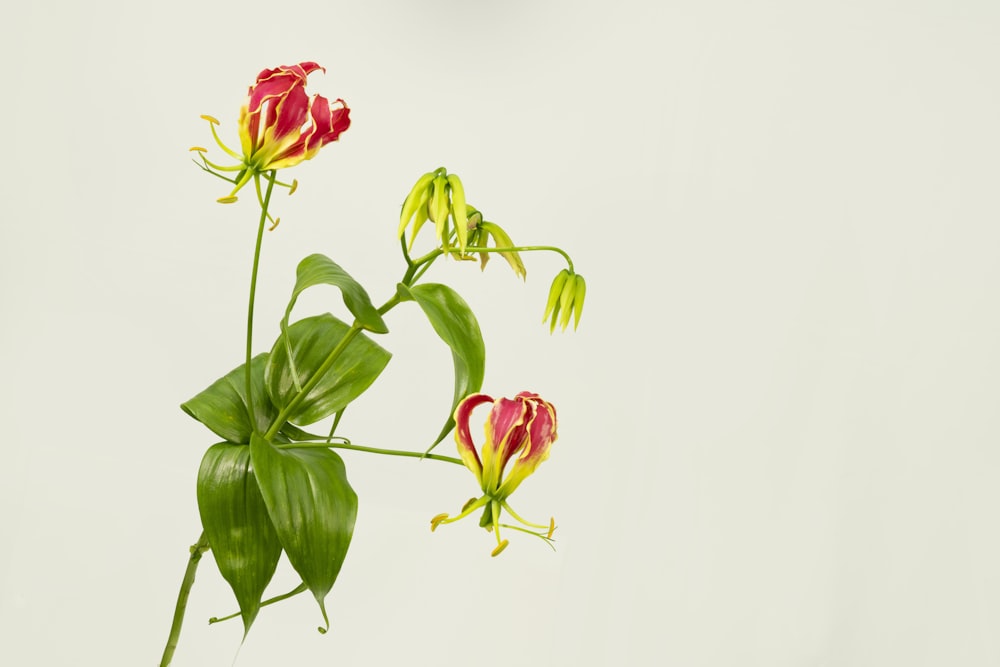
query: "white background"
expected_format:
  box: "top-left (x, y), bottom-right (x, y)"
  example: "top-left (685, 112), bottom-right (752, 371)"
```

top-left (2, 1), bottom-right (999, 665)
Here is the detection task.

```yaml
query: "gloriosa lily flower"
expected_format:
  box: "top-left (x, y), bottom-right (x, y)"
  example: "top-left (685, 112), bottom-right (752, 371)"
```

top-left (464, 207), bottom-right (527, 280)
top-left (542, 268), bottom-right (586, 332)
top-left (431, 391), bottom-right (558, 556)
top-left (397, 167), bottom-right (470, 253)
top-left (192, 62), bottom-right (350, 203)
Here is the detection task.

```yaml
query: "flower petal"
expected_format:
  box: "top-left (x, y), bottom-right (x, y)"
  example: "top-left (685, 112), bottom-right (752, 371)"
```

top-left (453, 393), bottom-right (493, 481)
top-left (496, 394), bottom-right (557, 498)
top-left (481, 397), bottom-right (529, 493)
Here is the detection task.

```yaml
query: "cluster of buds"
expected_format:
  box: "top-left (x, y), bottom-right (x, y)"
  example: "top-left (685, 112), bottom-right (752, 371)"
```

top-left (398, 167), bottom-right (469, 253)
top-left (543, 269), bottom-right (587, 332)
top-left (431, 392), bottom-right (558, 556)
top-left (398, 170), bottom-right (527, 279)
top-left (192, 62), bottom-right (350, 204)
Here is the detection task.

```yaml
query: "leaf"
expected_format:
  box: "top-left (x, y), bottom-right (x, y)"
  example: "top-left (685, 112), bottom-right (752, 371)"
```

top-left (266, 314), bottom-right (391, 426)
top-left (250, 434), bottom-right (357, 630)
top-left (197, 442), bottom-right (282, 633)
top-left (398, 283), bottom-right (486, 452)
top-left (181, 354), bottom-right (278, 444)
top-left (282, 254), bottom-right (387, 334)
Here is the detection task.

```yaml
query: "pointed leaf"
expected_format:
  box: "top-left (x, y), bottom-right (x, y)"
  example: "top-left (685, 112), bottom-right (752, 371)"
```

top-left (266, 314), bottom-right (391, 426)
top-left (197, 442), bottom-right (282, 633)
top-left (250, 434), bottom-right (357, 629)
top-left (398, 283), bottom-right (486, 452)
top-left (181, 354), bottom-right (278, 444)
top-left (283, 254), bottom-right (387, 334)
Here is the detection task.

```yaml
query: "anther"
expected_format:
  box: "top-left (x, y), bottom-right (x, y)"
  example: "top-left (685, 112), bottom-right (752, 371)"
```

top-left (200, 114), bottom-right (220, 125)
top-left (430, 513), bottom-right (449, 532)
top-left (460, 497), bottom-right (479, 512)
top-left (491, 540), bottom-right (510, 557)
top-left (188, 146), bottom-right (207, 153)
top-left (216, 196), bottom-right (238, 204)
top-left (547, 517), bottom-right (556, 539)
top-left (288, 179), bottom-right (298, 195)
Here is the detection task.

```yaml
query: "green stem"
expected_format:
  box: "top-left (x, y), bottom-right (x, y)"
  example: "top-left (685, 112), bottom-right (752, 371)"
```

top-left (263, 323), bottom-right (363, 440)
top-left (159, 532), bottom-right (210, 667)
top-left (446, 245), bottom-right (574, 271)
top-left (209, 583), bottom-right (308, 625)
top-left (276, 440), bottom-right (464, 465)
top-left (245, 172), bottom-right (277, 431)
top-left (263, 246), bottom-right (435, 440)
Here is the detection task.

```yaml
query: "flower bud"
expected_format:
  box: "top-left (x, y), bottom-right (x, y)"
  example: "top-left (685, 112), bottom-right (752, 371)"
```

top-left (542, 269), bottom-right (586, 332)
top-left (397, 168), bottom-right (472, 253)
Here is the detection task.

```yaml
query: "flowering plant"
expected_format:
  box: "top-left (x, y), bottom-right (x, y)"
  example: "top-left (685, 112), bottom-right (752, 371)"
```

top-left (160, 62), bottom-right (586, 666)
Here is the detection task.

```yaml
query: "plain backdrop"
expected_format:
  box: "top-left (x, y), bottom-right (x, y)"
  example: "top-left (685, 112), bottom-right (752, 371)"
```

top-left (2, 1), bottom-right (999, 665)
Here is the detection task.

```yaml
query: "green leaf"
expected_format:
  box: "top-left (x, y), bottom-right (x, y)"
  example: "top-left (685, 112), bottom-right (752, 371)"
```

top-left (250, 434), bottom-right (357, 630)
top-left (282, 254), bottom-right (388, 334)
top-left (197, 443), bottom-right (282, 633)
top-left (266, 314), bottom-right (392, 426)
top-left (398, 283), bottom-right (486, 452)
top-left (181, 354), bottom-right (278, 444)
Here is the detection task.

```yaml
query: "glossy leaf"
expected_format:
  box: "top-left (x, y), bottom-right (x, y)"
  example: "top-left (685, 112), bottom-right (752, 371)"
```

top-left (399, 283), bottom-right (486, 452)
top-left (197, 443), bottom-right (282, 633)
top-left (266, 314), bottom-right (391, 426)
top-left (181, 354), bottom-right (277, 444)
top-left (282, 254), bottom-right (387, 334)
top-left (250, 433), bottom-right (357, 630)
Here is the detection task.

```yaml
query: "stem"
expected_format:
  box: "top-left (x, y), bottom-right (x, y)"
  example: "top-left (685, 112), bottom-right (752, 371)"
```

top-left (264, 249), bottom-right (430, 440)
top-left (209, 583), bottom-right (308, 625)
top-left (245, 172), bottom-right (277, 431)
top-left (159, 533), bottom-right (210, 667)
top-left (446, 245), bottom-right (574, 272)
top-left (263, 324), bottom-right (363, 440)
top-left (276, 440), bottom-right (464, 465)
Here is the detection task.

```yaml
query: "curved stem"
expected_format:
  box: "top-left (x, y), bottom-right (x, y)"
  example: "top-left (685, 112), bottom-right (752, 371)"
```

top-left (276, 440), bottom-right (464, 465)
top-left (159, 532), bottom-right (210, 667)
top-left (245, 172), bottom-right (277, 431)
top-left (209, 583), bottom-right (308, 625)
top-left (446, 245), bottom-right (574, 272)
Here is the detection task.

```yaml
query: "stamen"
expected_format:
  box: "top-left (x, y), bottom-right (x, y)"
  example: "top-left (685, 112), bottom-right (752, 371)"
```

top-left (189, 146), bottom-right (207, 153)
top-left (501, 501), bottom-right (551, 530)
top-left (460, 497), bottom-right (479, 512)
top-left (269, 217), bottom-right (281, 231)
top-left (217, 196), bottom-right (238, 204)
top-left (288, 179), bottom-right (298, 195)
top-left (491, 539), bottom-right (510, 557)
top-left (430, 513), bottom-right (449, 532)
top-left (547, 517), bottom-right (556, 539)
top-left (207, 120), bottom-right (243, 160)
top-left (200, 115), bottom-right (220, 125)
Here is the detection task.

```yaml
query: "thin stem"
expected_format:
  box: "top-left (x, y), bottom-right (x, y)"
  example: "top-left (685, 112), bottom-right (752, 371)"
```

top-left (209, 583), bottom-right (308, 625)
top-left (275, 440), bottom-right (464, 465)
top-left (263, 323), bottom-right (362, 440)
top-left (159, 532), bottom-right (210, 667)
top-left (326, 411), bottom-right (344, 441)
top-left (245, 172), bottom-right (277, 431)
top-left (446, 245), bottom-right (574, 272)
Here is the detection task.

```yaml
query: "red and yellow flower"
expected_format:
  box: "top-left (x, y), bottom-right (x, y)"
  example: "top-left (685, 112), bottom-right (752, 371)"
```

top-left (431, 391), bottom-right (558, 556)
top-left (193, 62), bottom-right (350, 203)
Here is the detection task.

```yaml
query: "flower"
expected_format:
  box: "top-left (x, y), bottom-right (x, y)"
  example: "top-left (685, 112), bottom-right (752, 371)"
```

top-left (430, 391), bottom-right (558, 556)
top-left (193, 62), bottom-right (350, 203)
top-left (542, 269), bottom-right (586, 332)
top-left (397, 167), bottom-right (470, 253)
top-left (464, 208), bottom-right (527, 280)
